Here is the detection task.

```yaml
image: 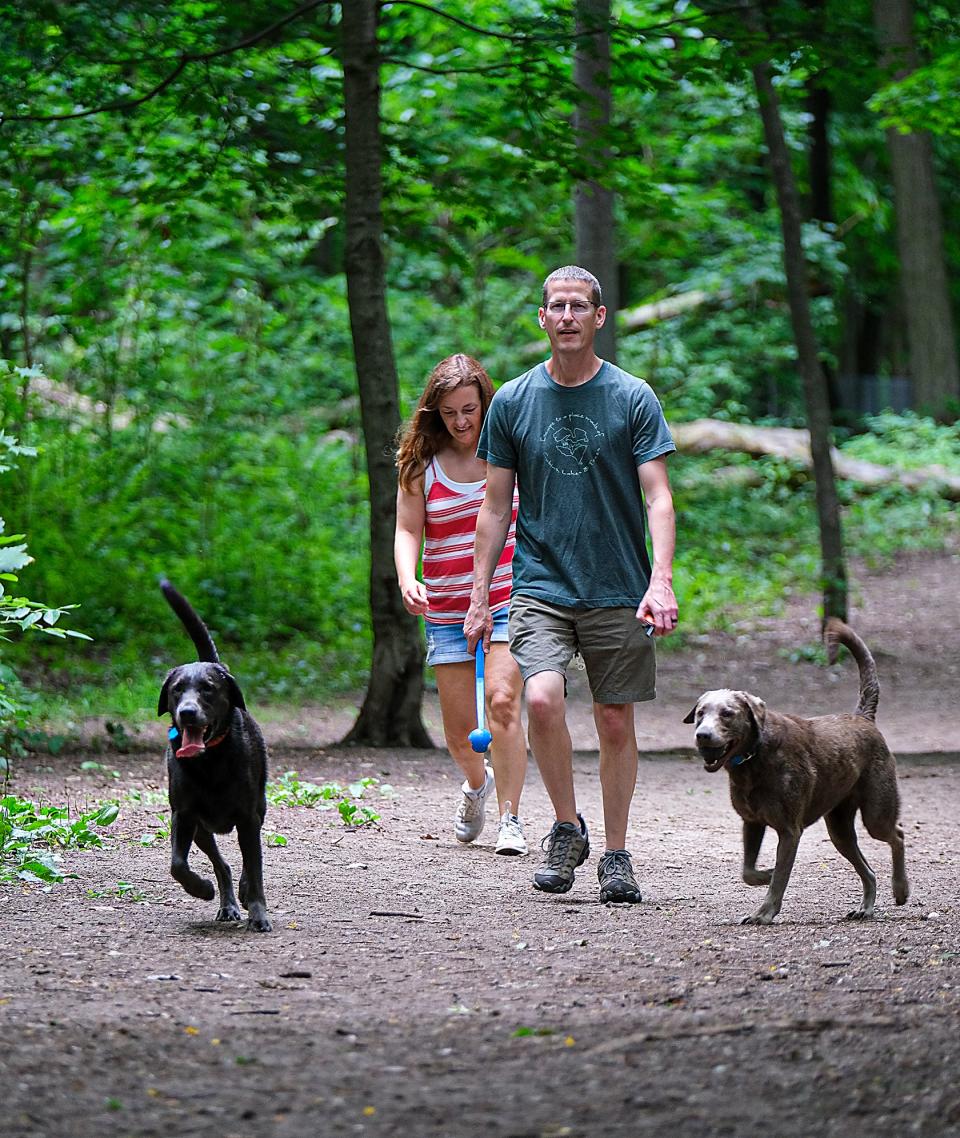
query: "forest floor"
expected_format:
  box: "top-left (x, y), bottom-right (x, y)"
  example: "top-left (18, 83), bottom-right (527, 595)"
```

top-left (2, 546), bottom-right (960, 1137)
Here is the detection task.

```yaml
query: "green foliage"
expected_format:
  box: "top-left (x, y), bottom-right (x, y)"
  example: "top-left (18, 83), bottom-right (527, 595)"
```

top-left (0, 412), bottom-right (92, 769)
top-left (671, 414), bottom-right (960, 630)
top-left (86, 880), bottom-right (149, 903)
top-left (0, 795), bottom-right (119, 884)
top-left (10, 417), bottom-right (370, 691)
top-left (840, 412), bottom-right (960, 473)
top-left (139, 813), bottom-right (172, 848)
top-left (265, 770), bottom-right (393, 827)
top-left (672, 453), bottom-right (820, 630)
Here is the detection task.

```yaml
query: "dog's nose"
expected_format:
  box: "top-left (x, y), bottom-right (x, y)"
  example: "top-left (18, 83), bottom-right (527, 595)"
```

top-left (178, 704), bottom-right (201, 724)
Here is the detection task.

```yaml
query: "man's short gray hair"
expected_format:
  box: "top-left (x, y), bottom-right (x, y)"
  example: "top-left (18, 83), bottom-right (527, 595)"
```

top-left (542, 265), bottom-right (602, 306)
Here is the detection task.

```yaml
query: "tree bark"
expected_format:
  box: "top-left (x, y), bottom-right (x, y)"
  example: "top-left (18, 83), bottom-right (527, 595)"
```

top-left (340, 0), bottom-right (431, 747)
top-left (873, 0), bottom-right (960, 419)
top-left (804, 0), bottom-right (833, 225)
top-left (573, 0), bottom-right (617, 363)
top-left (751, 57), bottom-right (848, 621)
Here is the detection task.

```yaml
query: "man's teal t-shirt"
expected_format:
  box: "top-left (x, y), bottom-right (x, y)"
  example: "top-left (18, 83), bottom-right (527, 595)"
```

top-left (477, 361), bottom-right (675, 609)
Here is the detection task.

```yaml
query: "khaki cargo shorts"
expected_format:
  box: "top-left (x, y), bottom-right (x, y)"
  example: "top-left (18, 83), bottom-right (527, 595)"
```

top-left (508, 594), bottom-right (656, 705)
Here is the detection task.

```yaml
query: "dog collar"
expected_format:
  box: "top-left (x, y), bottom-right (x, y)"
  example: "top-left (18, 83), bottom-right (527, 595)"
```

top-left (729, 749), bottom-right (756, 767)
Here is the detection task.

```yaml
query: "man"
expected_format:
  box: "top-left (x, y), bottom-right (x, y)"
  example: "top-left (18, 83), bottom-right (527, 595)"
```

top-left (464, 265), bottom-right (678, 904)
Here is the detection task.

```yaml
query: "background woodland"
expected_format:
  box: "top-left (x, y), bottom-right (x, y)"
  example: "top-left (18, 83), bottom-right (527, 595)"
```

top-left (1, 0), bottom-right (958, 749)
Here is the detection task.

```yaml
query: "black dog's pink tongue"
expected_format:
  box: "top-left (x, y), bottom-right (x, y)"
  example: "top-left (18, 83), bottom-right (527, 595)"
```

top-left (176, 726), bottom-right (206, 759)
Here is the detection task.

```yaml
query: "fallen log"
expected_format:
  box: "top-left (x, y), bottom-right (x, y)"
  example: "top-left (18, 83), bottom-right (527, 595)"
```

top-left (672, 418), bottom-right (960, 501)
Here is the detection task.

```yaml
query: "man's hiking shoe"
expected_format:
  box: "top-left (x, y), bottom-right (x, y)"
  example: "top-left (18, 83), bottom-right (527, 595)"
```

top-left (597, 849), bottom-right (643, 904)
top-left (533, 814), bottom-right (590, 893)
top-left (454, 766), bottom-right (494, 843)
top-left (494, 808), bottom-right (528, 856)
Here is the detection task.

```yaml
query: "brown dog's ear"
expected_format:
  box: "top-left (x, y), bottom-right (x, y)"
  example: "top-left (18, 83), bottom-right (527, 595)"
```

top-left (683, 702), bottom-right (700, 724)
top-left (740, 692), bottom-right (767, 738)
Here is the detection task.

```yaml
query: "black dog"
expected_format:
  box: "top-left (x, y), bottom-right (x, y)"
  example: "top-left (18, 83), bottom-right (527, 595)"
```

top-left (158, 579), bottom-right (271, 932)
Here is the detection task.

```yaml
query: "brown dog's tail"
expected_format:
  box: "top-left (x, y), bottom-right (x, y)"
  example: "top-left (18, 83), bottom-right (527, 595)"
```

top-left (160, 578), bottom-right (220, 664)
top-left (824, 617), bottom-right (879, 722)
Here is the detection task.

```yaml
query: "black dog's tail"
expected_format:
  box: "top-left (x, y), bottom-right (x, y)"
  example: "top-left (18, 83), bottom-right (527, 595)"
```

top-left (160, 578), bottom-right (220, 663)
top-left (824, 617), bottom-right (879, 722)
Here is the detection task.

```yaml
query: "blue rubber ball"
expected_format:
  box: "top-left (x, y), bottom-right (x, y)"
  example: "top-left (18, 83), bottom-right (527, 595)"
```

top-left (468, 728), bottom-right (492, 753)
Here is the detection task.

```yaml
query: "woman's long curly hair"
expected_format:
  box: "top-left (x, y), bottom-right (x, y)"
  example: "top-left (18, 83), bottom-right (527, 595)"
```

top-left (396, 354), bottom-right (495, 492)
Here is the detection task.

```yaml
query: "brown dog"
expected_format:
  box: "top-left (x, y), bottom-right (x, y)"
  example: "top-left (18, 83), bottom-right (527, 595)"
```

top-left (684, 618), bottom-right (909, 924)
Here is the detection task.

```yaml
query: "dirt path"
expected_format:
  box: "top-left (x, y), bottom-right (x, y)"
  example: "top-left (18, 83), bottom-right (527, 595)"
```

top-left (2, 549), bottom-right (959, 1137)
top-left (4, 748), bottom-right (960, 1138)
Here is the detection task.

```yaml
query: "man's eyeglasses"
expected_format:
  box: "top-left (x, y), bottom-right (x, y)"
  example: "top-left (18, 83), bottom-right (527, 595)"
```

top-left (545, 300), bottom-right (595, 317)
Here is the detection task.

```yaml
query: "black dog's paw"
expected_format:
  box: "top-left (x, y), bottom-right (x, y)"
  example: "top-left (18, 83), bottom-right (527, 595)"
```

top-left (173, 867), bottom-right (216, 901)
top-left (246, 902), bottom-right (272, 932)
top-left (216, 905), bottom-right (242, 922)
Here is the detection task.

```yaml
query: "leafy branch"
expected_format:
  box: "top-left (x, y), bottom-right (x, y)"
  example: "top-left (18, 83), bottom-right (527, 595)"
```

top-left (0, 0), bottom-right (333, 125)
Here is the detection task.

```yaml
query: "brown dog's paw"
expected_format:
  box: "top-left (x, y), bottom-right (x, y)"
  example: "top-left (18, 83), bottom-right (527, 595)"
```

top-left (743, 868), bottom-right (773, 887)
top-left (845, 906), bottom-right (875, 921)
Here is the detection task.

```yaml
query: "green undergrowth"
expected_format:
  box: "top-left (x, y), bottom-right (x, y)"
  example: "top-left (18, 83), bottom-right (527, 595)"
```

top-left (0, 795), bottom-right (119, 884)
top-left (266, 771), bottom-right (394, 828)
top-left (1, 770), bottom-right (393, 889)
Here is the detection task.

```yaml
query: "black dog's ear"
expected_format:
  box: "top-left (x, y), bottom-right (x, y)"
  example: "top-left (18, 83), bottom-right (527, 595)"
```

top-left (158, 670), bottom-right (175, 716)
top-left (683, 703), bottom-right (699, 724)
top-left (221, 667), bottom-right (247, 712)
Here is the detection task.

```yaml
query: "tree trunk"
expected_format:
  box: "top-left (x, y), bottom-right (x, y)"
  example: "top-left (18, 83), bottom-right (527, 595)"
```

top-left (804, 0), bottom-right (833, 225)
top-left (751, 58), bottom-right (848, 621)
top-left (340, 0), bottom-right (431, 748)
top-left (573, 0), bottom-right (617, 363)
top-left (874, 0), bottom-right (960, 420)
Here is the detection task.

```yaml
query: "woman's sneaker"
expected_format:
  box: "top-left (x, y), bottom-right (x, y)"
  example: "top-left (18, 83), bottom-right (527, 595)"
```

top-left (454, 766), bottom-right (495, 843)
top-left (532, 814), bottom-right (590, 893)
top-left (597, 849), bottom-right (642, 903)
top-left (494, 808), bottom-right (528, 856)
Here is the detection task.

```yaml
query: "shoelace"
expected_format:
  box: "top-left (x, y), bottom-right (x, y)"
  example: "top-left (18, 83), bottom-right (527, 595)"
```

top-left (540, 823), bottom-right (582, 867)
top-left (457, 794), bottom-right (483, 821)
top-left (600, 850), bottom-right (633, 879)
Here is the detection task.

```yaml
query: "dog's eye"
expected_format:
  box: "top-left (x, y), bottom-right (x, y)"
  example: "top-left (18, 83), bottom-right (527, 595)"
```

top-left (720, 708), bottom-right (734, 720)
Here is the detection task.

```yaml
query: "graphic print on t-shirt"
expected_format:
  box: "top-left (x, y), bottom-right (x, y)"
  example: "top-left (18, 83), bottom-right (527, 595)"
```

top-left (541, 413), bottom-right (605, 476)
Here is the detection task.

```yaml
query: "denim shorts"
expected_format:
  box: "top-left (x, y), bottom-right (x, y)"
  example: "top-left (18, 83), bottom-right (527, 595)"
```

top-left (425, 607), bottom-right (510, 666)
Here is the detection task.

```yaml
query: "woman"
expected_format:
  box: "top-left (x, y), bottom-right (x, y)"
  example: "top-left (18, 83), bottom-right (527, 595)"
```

top-left (394, 354), bottom-right (528, 855)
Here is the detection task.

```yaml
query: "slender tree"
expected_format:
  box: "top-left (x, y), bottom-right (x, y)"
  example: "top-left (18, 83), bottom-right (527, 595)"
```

top-left (573, 0), bottom-right (617, 362)
top-left (746, 21), bottom-right (848, 620)
top-left (340, 0), bottom-right (431, 747)
top-left (873, 0), bottom-right (960, 419)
